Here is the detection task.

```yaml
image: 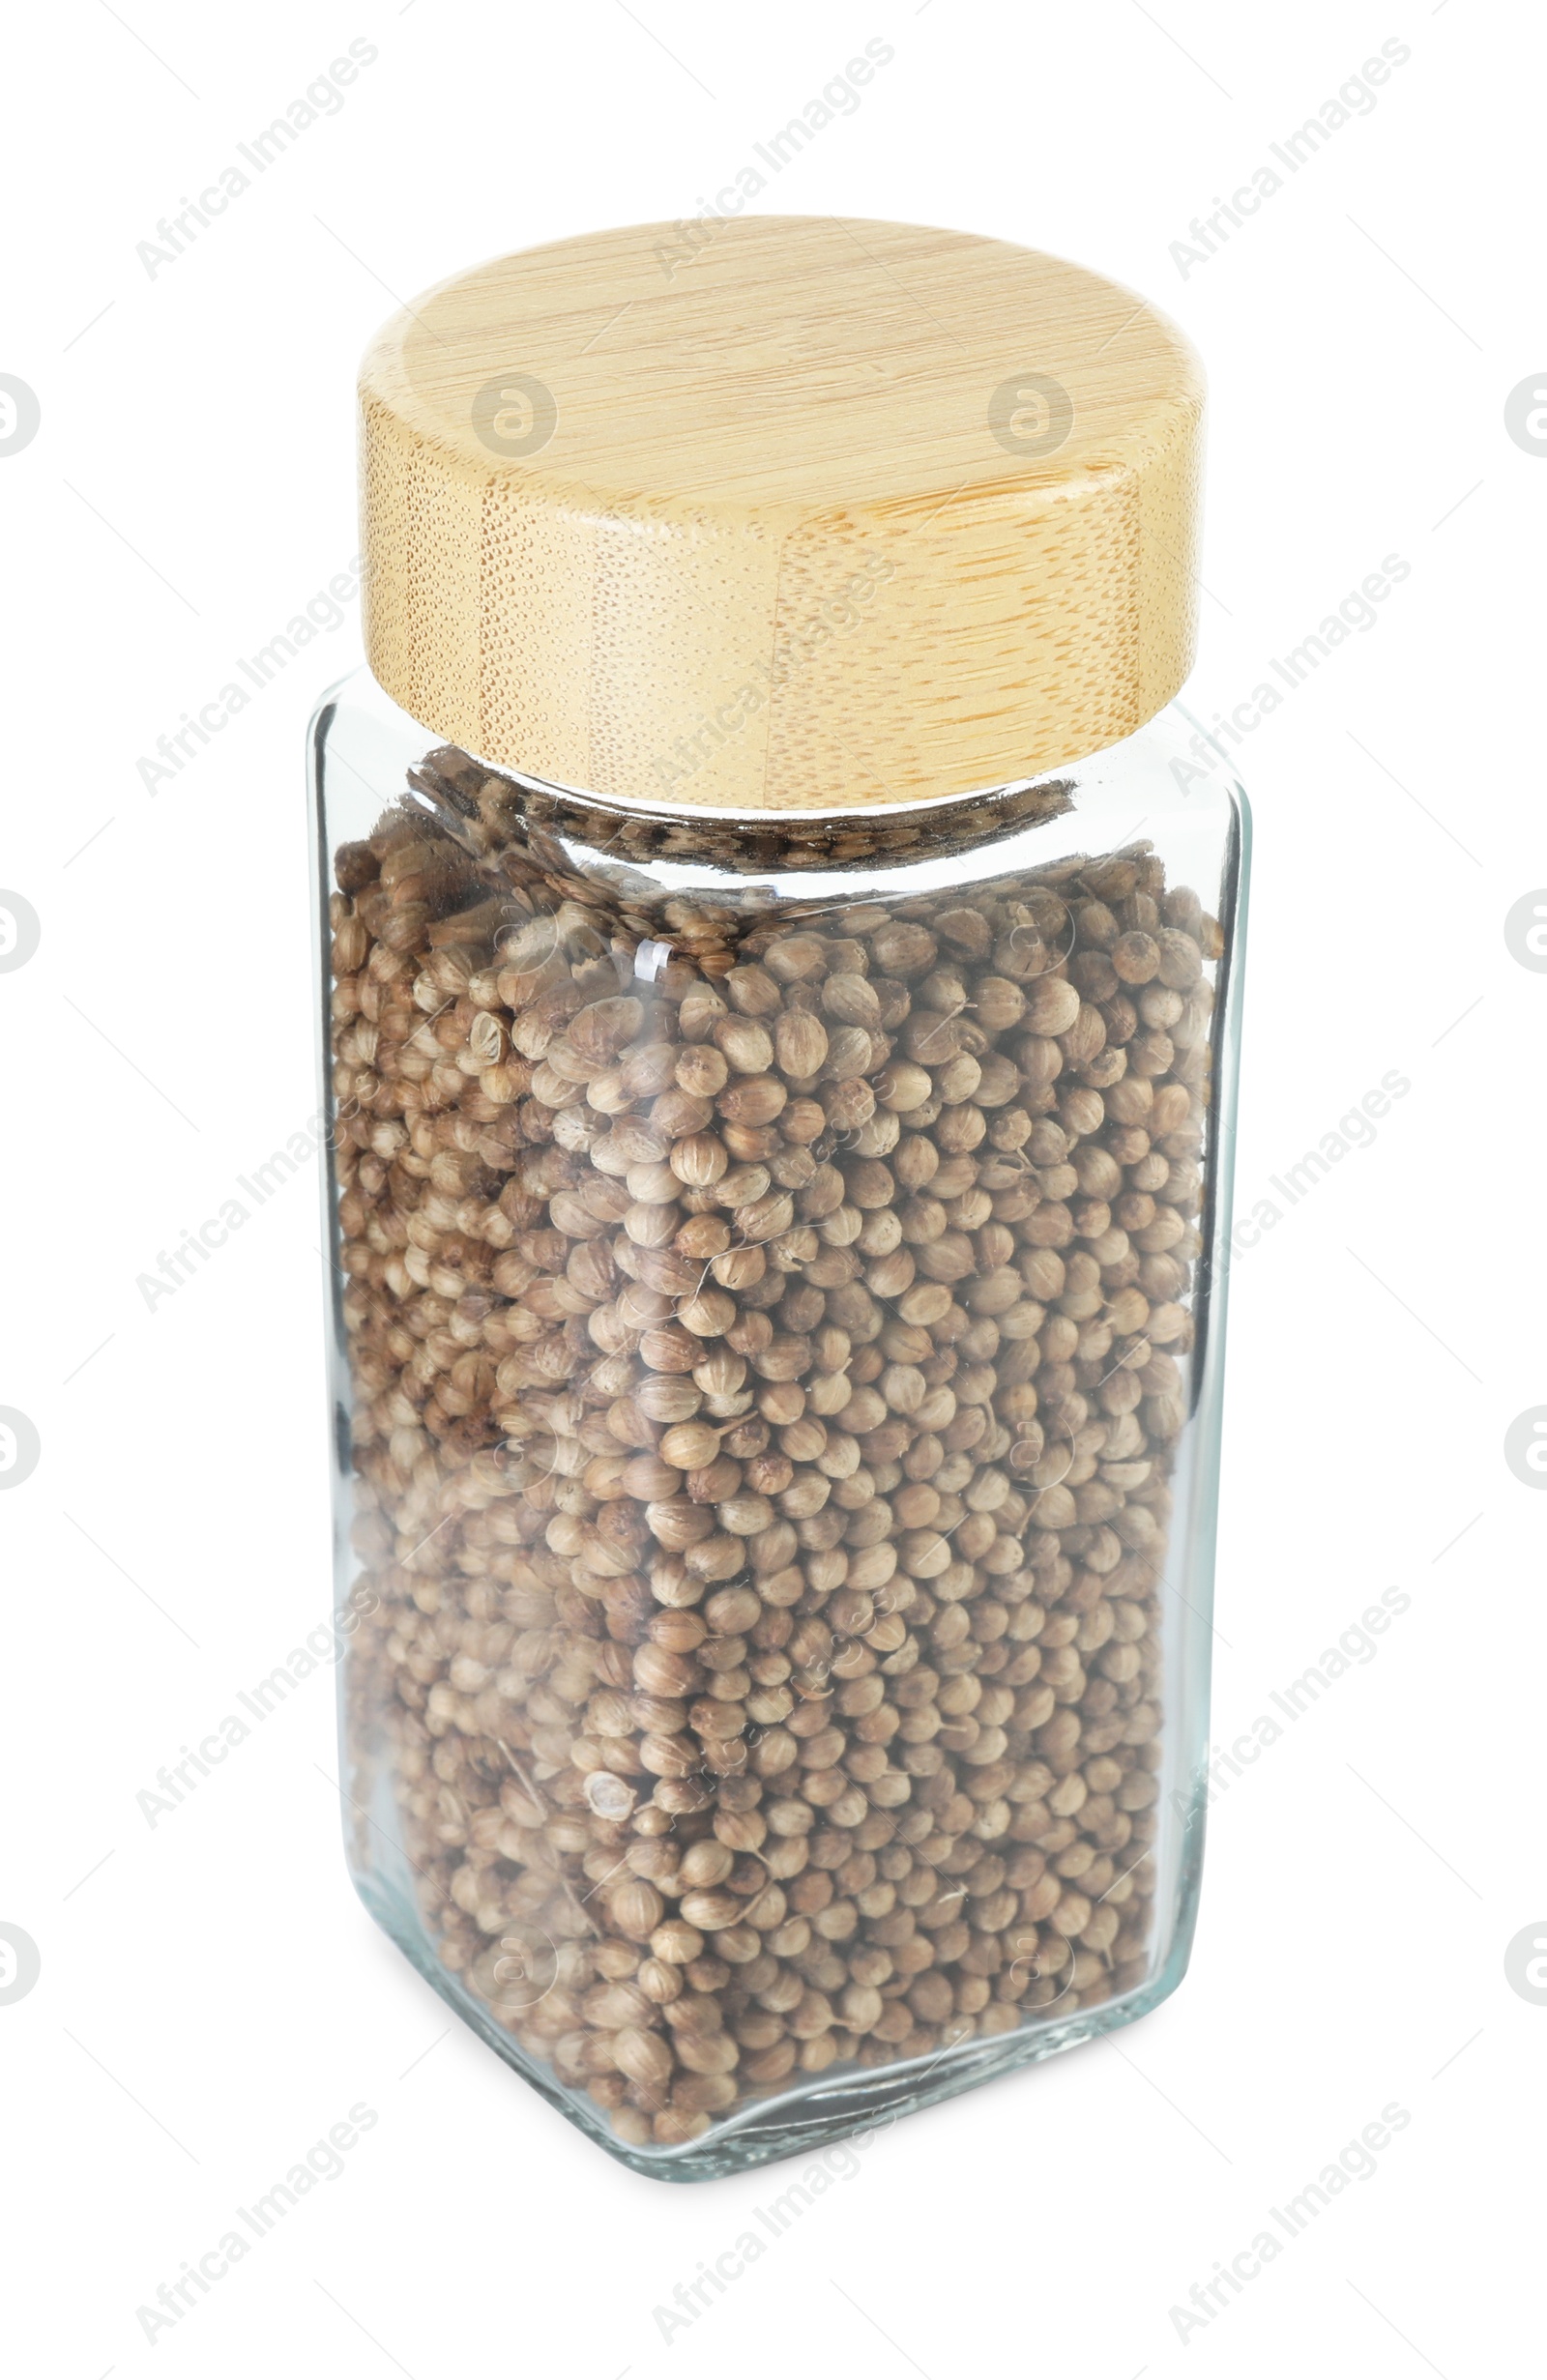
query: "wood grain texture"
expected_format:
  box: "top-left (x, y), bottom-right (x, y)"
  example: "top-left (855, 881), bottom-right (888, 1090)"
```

top-left (358, 216), bottom-right (1204, 809)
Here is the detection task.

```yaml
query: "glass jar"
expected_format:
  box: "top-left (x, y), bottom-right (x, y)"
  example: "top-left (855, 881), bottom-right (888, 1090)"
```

top-left (312, 218), bottom-right (1249, 2179)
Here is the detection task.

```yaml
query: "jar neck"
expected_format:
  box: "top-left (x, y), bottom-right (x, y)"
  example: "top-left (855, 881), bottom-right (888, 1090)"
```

top-left (409, 740), bottom-right (1078, 885)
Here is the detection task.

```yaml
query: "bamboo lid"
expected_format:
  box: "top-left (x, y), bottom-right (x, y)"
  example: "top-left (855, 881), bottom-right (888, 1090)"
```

top-left (358, 217), bottom-right (1204, 811)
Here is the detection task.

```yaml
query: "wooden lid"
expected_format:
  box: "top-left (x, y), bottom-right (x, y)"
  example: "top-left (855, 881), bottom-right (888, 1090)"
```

top-left (359, 217), bottom-right (1204, 811)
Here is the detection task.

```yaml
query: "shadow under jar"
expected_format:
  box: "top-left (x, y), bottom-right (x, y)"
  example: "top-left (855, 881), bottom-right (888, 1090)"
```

top-left (311, 217), bottom-right (1249, 2179)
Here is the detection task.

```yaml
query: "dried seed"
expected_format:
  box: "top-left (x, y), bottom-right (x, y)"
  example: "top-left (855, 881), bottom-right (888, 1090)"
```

top-left (332, 754), bottom-right (1216, 2154)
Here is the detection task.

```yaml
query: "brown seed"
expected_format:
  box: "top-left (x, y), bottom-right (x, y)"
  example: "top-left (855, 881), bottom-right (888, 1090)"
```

top-left (610, 1880), bottom-right (666, 1941)
top-left (822, 974), bottom-right (882, 1027)
top-left (1024, 976), bottom-right (1082, 1035)
top-left (765, 934), bottom-right (828, 982)
top-left (569, 996), bottom-right (644, 1060)
top-left (680, 1289), bottom-right (738, 1339)
top-left (1111, 932), bottom-right (1160, 985)
top-left (333, 760), bottom-right (1213, 2158)
top-left (613, 2025), bottom-right (674, 2087)
top-left (636, 1375), bottom-right (704, 1422)
top-left (876, 1059), bottom-right (932, 1113)
top-left (584, 1772), bottom-right (639, 1819)
top-left (676, 1044), bottom-right (729, 1096)
top-left (660, 1421), bottom-right (722, 1470)
top-left (870, 921), bottom-right (937, 976)
top-left (775, 1011), bottom-right (830, 1077)
top-left (679, 1889), bottom-right (744, 1932)
top-left (651, 1921), bottom-right (707, 1966)
top-left (671, 1132), bottom-right (729, 1186)
top-left (714, 1019), bottom-right (774, 1074)
top-left (718, 1075), bottom-right (789, 1126)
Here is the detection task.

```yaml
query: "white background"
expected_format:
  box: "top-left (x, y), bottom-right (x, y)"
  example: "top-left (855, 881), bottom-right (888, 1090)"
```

top-left (2, 1), bottom-right (1541, 2372)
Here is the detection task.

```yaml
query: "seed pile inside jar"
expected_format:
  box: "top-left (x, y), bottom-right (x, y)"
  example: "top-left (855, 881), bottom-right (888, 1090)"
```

top-left (329, 745), bottom-right (1220, 2150)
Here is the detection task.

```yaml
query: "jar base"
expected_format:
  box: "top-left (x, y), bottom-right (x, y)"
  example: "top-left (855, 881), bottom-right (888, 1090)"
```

top-left (345, 1828), bottom-right (1202, 2183)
